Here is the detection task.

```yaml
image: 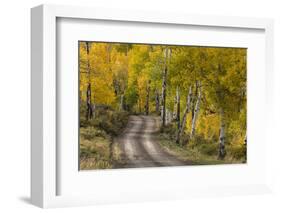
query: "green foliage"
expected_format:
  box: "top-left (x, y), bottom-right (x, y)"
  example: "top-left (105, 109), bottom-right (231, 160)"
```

top-left (95, 110), bottom-right (129, 136)
top-left (229, 144), bottom-right (246, 160)
top-left (198, 143), bottom-right (218, 156)
top-left (80, 126), bottom-right (107, 140)
top-left (125, 83), bottom-right (139, 111)
top-left (80, 103), bottom-right (129, 136)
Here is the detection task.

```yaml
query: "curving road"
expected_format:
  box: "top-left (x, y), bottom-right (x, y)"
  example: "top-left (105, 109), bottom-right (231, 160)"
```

top-left (114, 115), bottom-right (189, 168)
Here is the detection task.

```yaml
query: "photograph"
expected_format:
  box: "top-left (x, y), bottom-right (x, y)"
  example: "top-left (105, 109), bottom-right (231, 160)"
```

top-left (79, 41), bottom-right (247, 170)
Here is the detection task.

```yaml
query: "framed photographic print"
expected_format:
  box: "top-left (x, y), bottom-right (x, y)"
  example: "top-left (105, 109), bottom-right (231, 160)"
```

top-left (31, 4), bottom-right (274, 208)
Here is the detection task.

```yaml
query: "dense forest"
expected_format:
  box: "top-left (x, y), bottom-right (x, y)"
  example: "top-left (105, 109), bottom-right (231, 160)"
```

top-left (79, 41), bottom-right (247, 170)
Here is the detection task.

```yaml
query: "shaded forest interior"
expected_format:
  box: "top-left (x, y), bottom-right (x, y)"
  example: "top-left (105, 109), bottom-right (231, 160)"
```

top-left (79, 41), bottom-right (247, 170)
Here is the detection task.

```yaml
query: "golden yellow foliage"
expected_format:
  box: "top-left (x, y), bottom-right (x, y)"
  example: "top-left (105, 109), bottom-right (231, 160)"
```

top-left (79, 41), bottom-right (246, 149)
top-left (80, 42), bottom-right (116, 106)
top-left (197, 113), bottom-right (220, 142)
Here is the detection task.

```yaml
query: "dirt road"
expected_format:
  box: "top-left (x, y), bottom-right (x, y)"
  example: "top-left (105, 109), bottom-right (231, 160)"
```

top-left (114, 115), bottom-right (189, 168)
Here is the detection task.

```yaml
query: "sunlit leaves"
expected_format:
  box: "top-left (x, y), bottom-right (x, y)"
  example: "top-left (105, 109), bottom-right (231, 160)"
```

top-left (79, 42), bottom-right (246, 146)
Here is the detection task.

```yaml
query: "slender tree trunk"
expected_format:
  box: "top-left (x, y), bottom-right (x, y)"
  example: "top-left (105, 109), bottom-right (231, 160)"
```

top-left (161, 66), bottom-right (167, 126)
top-left (244, 133), bottom-right (247, 162)
top-left (191, 83), bottom-right (197, 120)
top-left (190, 81), bottom-right (201, 138)
top-left (138, 98), bottom-right (142, 113)
top-left (176, 86), bottom-right (180, 129)
top-left (218, 109), bottom-right (226, 159)
top-left (86, 83), bottom-right (93, 120)
top-left (145, 80), bottom-right (150, 115)
top-left (172, 95), bottom-right (177, 120)
top-left (176, 86), bottom-right (192, 144)
top-left (85, 42), bottom-right (94, 120)
top-left (162, 48), bottom-right (170, 127)
top-left (120, 94), bottom-right (124, 111)
top-left (175, 86), bottom-right (181, 143)
top-left (166, 109), bottom-right (172, 124)
top-left (155, 89), bottom-right (160, 114)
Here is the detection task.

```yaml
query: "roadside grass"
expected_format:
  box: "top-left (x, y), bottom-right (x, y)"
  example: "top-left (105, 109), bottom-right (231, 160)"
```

top-left (80, 134), bottom-right (112, 170)
top-left (79, 105), bottom-right (129, 170)
top-left (157, 124), bottom-right (246, 165)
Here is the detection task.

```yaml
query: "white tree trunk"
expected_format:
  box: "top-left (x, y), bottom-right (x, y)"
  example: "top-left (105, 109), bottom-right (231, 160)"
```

top-left (160, 105), bottom-right (163, 122)
top-left (85, 42), bottom-right (94, 120)
top-left (172, 95), bottom-right (177, 120)
top-left (155, 89), bottom-right (160, 114)
top-left (218, 109), bottom-right (226, 159)
top-left (145, 80), bottom-right (150, 115)
top-left (190, 82), bottom-right (201, 138)
top-left (166, 109), bottom-right (172, 124)
top-left (166, 109), bottom-right (169, 124)
top-left (161, 47), bottom-right (171, 127)
top-left (176, 86), bottom-right (180, 127)
top-left (119, 94), bottom-right (124, 111)
top-left (161, 66), bottom-right (167, 126)
top-left (176, 86), bottom-right (192, 144)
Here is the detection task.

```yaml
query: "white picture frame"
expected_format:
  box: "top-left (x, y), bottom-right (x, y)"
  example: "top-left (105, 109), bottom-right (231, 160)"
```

top-left (31, 4), bottom-right (274, 208)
